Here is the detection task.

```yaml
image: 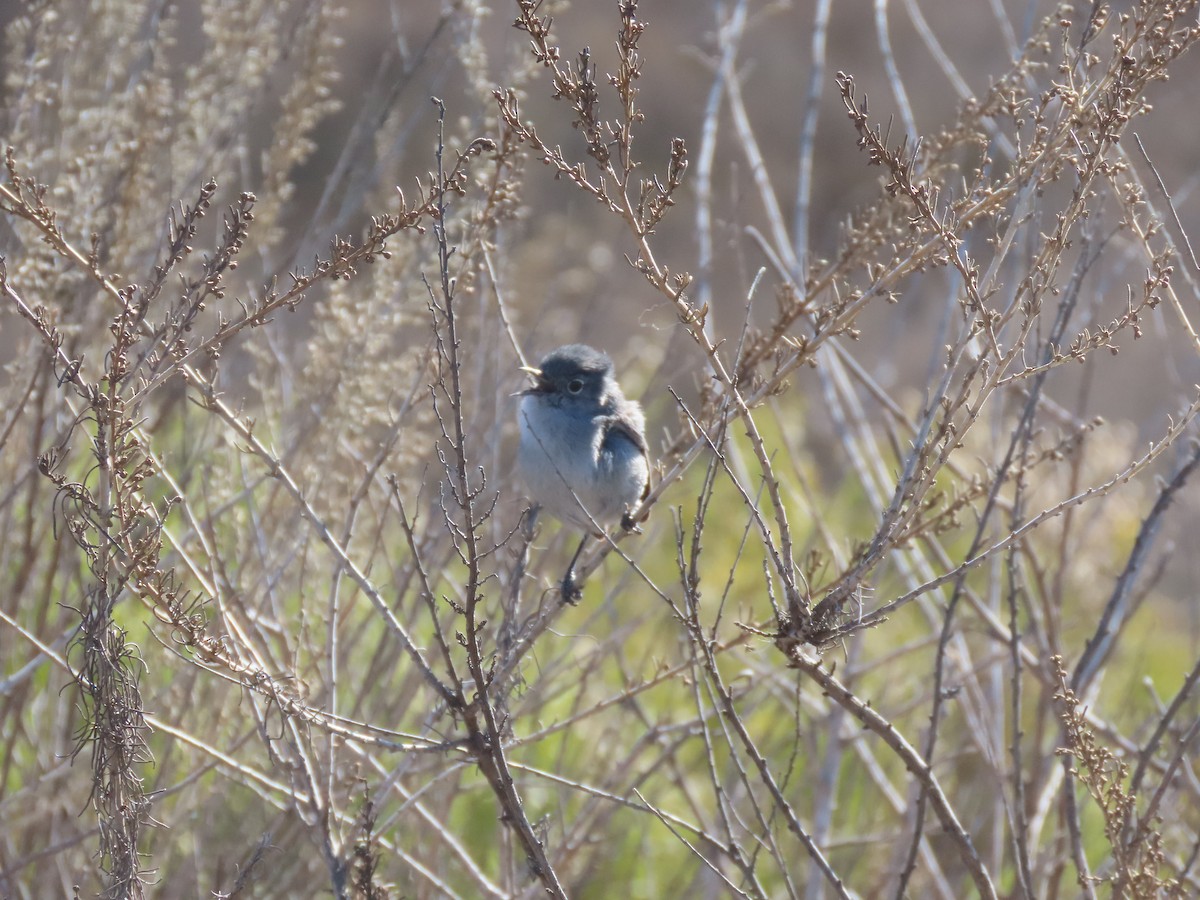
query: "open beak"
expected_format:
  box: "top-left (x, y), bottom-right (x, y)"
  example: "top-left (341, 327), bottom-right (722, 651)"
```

top-left (516, 364), bottom-right (546, 396)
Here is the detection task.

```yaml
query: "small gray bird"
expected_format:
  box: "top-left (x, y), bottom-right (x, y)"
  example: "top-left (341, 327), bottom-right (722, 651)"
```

top-left (517, 344), bottom-right (649, 600)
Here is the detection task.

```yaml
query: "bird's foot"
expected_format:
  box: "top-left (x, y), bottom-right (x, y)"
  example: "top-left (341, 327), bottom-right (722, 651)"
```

top-left (560, 569), bottom-right (583, 604)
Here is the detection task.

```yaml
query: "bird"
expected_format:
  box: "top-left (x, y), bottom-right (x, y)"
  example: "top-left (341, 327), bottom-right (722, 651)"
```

top-left (516, 344), bottom-right (649, 600)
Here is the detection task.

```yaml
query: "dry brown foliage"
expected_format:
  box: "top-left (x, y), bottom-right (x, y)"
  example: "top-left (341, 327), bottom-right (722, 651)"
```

top-left (2, 1), bottom-right (1200, 898)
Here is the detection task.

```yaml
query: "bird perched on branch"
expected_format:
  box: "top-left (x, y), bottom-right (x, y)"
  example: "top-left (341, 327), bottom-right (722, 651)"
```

top-left (517, 344), bottom-right (649, 600)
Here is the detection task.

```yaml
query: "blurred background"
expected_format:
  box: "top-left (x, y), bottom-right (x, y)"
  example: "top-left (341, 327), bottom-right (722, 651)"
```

top-left (3, 1), bottom-right (1200, 896)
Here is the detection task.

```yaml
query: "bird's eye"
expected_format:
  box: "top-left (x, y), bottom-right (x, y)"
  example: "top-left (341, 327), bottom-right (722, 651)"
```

top-left (567, 379), bottom-right (584, 394)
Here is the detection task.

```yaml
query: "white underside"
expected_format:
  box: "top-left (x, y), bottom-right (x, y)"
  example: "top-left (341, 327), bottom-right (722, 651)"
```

top-left (518, 395), bottom-right (647, 533)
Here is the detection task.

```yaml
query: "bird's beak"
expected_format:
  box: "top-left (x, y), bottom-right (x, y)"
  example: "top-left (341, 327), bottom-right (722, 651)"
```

top-left (516, 364), bottom-right (546, 396)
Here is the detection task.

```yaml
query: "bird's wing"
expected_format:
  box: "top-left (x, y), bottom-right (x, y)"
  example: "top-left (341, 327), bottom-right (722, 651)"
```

top-left (601, 415), bottom-right (651, 502)
top-left (601, 414), bottom-right (647, 455)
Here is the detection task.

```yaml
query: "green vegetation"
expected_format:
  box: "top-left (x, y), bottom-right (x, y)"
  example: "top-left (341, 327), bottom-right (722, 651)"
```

top-left (2, 1), bottom-right (1199, 897)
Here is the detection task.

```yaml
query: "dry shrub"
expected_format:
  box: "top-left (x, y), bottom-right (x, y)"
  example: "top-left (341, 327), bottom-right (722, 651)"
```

top-left (2, 2), bottom-right (1199, 898)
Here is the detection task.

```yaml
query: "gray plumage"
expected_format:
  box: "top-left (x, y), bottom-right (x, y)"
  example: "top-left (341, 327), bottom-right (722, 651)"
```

top-left (517, 344), bottom-right (649, 536)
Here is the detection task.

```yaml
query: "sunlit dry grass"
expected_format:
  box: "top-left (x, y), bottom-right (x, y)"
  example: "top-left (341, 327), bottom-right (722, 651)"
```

top-left (2, 1), bottom-right (1200, 897)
